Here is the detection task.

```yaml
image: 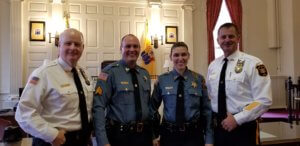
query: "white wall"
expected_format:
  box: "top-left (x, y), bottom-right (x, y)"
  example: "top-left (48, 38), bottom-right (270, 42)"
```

top-left (193, 0), bottom-right (279, 76)
top-left (0, 0), bottom-right (11, 93)
top-left (192, 0), bottom-right (208, 76)
top-left (276, 0), bottom-right (300, 80)
top-left (242, 0), bottom-right (278, 75)
top-left (278, 0), bottom-right (294, 77)
top-left (22, 0), bottom-right (189, 84)
top-left (292, 0), bottom-right (300, 78)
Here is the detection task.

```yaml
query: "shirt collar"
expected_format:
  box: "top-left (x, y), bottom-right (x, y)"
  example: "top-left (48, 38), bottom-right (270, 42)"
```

top-left (119, 59), bottom-right (140, 74)
top-left (171, 68), bottom-right (188, 81)
top-left (58, 57), bottom-right (73, 72)
top-left (226, 49), bottom-right (240, 61)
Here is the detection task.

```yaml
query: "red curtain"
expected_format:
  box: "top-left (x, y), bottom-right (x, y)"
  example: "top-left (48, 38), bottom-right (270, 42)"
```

top-left (225, 0), bottom-right (243, 51)
top-left (207, 0), bottom-right (222, 64)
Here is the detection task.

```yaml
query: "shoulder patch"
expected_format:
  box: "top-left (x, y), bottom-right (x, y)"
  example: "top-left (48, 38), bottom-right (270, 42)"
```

top-left (29, 76), bottom-right (40, 85)
top-left (256, 64), bottom-right (268, 76)
top-left (98, 72), bottom-right (108, 81)
top-left (95, 86), bottom-right (103, 96)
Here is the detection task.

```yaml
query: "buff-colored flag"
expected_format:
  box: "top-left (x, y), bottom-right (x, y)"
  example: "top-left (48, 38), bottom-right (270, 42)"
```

top-left (140, 20), bottom-right (156, 78)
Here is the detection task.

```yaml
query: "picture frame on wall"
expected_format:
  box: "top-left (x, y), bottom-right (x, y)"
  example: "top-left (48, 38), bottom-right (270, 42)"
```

top-left (165, 26), bottom-right (178, 44)
top-left (29, 21), bottom-right (45, 41)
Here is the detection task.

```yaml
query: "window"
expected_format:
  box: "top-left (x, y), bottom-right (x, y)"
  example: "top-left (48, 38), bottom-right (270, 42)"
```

top-left (213, 0), bottom-right (231, 58)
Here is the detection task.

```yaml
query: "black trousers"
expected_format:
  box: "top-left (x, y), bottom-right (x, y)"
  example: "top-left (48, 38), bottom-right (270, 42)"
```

top-left (106, 126), bottom-right (152, 146)
top-left (160, 126), bottom-right (204, 146)
top-left (214, 120), bottom-right (257, 146)
top-left (32, 130), bottom-right (91, 146)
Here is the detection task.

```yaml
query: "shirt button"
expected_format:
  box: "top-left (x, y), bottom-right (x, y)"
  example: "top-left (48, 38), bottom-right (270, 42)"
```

top-left (134, 84), bottom-right (137, 87)
top-left (80, 91), bottom-right (83, 94)
top-left (179, 94), bottom-right (182, 97)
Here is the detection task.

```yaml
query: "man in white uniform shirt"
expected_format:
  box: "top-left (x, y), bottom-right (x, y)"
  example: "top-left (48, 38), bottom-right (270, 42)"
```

top-left (15, 28), bottom-right (93, 146)
top-left (206, 23), bottom-right (272, 146)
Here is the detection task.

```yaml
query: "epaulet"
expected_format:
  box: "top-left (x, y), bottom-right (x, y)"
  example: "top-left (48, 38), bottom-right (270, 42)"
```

top-left (190, 71), bottom-right (206, 90)
top-left (160, 71), bottom-right (171, 77)
top-left (137, 65), bottom-right (147, 72)
top-left (34, 60), bottom-right (57, 74)
top-left (191, 71), bottom-right (200, 80)
top-left (99, 62), bottom-right (119, 81)
top-left (241, 52), bottom-right (260, 63)
top-left (78, 66), bottom-right (91, 86)
top-left (45, 60), bottom-right (58, 68)
top-left (102, 62), bottom-right (119, 72)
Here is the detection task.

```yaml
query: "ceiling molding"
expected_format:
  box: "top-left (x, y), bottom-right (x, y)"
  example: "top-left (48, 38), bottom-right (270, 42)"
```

top-left (67, 0), bottom-right (194, 5)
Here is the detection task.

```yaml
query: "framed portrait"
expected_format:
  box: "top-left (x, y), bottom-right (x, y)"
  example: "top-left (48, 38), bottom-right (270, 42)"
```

top-left (165, 26), bottom-right (178, 44)
top-left (29, 21), bottom-right (45, 41)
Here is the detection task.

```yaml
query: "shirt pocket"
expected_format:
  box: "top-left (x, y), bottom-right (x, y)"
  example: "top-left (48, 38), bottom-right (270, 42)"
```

top-left (227, 71), bottom-right (246, 96)
top-left (229, 71), bottom-right (245, 82)
top-left (114, 83), bottom-right (134, 105)
top-left (161, 88), bottom-right (177, 106)
top-left (84, 84), bottom-right (94, 111)
top-left (53, 86), bottom-right (78, 110)
top-left (188, 88), bottom-right (202, 108)
top-left (141, 83), bottom-right (151, 104)
top-left (207, 72), bottom-right (218, 92)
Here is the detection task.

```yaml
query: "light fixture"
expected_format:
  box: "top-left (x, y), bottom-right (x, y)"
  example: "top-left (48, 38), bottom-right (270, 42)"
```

top-left (48, 32), bottom-right (59, 47)
top-left (151, 34), bottom-right (163, 49)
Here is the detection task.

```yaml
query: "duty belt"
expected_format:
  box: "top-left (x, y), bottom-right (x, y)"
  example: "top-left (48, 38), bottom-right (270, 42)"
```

top-left (161, 120), bottom-right (201, 133)
top-left (106, 119), bottom-right (150, 133)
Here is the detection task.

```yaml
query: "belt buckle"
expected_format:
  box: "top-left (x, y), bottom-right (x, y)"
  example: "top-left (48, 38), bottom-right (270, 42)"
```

top-left (178, 124), bottom-right (185, 132)
top-left (136, 122), bottom-right (144, 133)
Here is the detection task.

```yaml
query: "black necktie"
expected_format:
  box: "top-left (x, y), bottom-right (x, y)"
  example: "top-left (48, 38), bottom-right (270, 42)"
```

top-left (129, 69), bottom-right (142, 121)
top-left (218, 58), bottom-right (228, 120)
top-left (176, 76), bottom-right (185, 125)
top-left (71, 68), bottom-right (89, 132)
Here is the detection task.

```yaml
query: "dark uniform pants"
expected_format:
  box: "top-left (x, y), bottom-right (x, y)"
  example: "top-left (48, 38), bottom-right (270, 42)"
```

top-left (214, 120), bottom-right (257, 146)
top-left (107, 127), bottom-right (152, 146)
top-left (160, 125), bottom-right (204, 146)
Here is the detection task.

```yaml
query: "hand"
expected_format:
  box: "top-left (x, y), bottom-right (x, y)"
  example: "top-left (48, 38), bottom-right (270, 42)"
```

top-left (153, 138), bottom-right (160, 146)
top-left (205, 144), bottom-right (213, 146)
top-left (52, 129), bottom-right (66, 146)
top-left (221, 112), bottom-right (238, 132)
top-left (104, 144), bottom-right (111, 146)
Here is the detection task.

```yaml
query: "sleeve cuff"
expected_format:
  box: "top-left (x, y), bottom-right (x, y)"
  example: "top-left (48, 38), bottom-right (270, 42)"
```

top-left (44, 128), bottom-right (59, 143)
top-left (234, 112), bottom-right (246, 125)
top-left (96, 133), bottom-right (109, 146)
top-left (205, 133), bottom-right (214, 144)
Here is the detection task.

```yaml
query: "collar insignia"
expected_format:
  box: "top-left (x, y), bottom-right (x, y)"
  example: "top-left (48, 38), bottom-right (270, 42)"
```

top-left (192, 81), bottom-right (197, 88)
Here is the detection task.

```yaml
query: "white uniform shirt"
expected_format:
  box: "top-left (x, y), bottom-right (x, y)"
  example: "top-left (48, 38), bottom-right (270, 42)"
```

top-left (206, 50), bottom-right (272, 125)
top-left (15, 58), bottom-right (94, 143)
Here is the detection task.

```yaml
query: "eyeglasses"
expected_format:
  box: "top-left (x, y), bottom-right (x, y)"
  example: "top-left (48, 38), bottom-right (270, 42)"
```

top-left (124, 44), bottom-right (139, 49)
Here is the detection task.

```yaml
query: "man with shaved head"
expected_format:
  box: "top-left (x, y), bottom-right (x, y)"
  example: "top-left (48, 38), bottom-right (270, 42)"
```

top-left (16, 28), bottom-right (93, 146)
top-left (93, 34), bottom-right (156, 146)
